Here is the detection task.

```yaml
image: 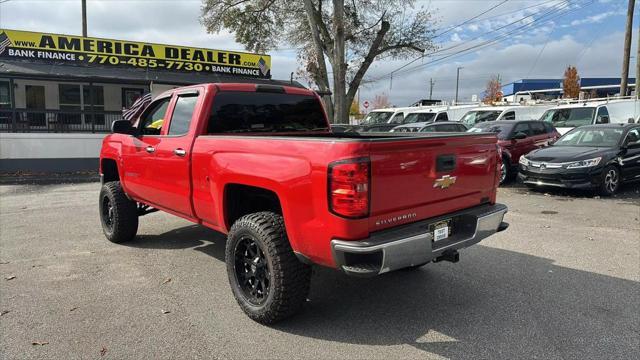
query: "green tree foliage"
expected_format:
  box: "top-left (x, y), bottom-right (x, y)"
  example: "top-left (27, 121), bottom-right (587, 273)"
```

top-left (201, 0), bottom-right (437, 123)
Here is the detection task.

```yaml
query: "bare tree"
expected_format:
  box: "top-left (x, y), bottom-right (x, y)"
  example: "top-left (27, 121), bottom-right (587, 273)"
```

top-left (483, 75), bottom-right (503, 104)
top-left (201, 0), bottom-right (437, 123)
top-left (372, 93), bottom-right (391, 109)
top-left (563, 66), bottom-right (580, 99)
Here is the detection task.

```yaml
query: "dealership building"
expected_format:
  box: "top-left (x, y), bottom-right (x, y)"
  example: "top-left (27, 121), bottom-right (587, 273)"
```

top-left (0, 29), bottom-right (273, 172)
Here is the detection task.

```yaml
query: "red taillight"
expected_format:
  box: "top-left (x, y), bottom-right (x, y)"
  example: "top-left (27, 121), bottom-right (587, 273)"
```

top-left (328, 158), bottom-right (370, 218)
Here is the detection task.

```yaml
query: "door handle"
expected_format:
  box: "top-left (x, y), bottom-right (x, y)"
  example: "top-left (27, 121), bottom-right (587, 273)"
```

top-left (145, 146), bottom-right (155, 153)
top-left (174, 148), bottom-right (186, 157)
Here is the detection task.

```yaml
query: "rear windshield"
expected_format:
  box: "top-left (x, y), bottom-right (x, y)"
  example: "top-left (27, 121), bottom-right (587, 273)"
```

top-left (207, 92), bottom-right (328, 133)
top-left (468, 122), bottom-right (515, 139)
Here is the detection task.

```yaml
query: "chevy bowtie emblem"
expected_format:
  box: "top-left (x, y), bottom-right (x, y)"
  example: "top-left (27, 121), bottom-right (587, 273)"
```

top-left (434, 175), bottom-right (457, 189)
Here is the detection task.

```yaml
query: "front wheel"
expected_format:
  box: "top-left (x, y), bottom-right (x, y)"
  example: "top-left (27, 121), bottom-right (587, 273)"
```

top-left (226, 212), bottom-right (311, 324)
top-left (99, 181), bottom-right (138, 243)
top-left (599, 165), bottom-right (621, 196)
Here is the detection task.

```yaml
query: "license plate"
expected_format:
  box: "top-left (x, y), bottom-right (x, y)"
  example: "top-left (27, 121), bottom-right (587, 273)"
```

top-left (432, 220), bottom-right (451, 242)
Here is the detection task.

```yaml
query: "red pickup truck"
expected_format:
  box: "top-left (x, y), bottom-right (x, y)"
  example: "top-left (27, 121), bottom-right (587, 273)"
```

top-left (99, 83), bottom-right (508, 324)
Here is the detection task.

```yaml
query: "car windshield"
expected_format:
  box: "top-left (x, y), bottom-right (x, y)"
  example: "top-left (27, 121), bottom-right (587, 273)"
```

top-left (468, 122), bottom-right (515, 139)
top-left (361, 111), bottom-right (393, 125)
top-left (403, 112), bottom-right (436, 124)
top-left (540, 107), bottom-right (595, 127)
top-left (554, 127), bottom-right (623, 147)
top-left (461, 110), bottom-right (502, 126)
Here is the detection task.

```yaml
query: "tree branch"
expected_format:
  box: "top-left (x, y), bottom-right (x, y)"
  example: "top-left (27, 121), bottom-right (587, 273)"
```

top-left (376, 43), bottom-right (424, 55)
top-left (303, 0), bottom-right (330, 90)
top-left (346, 20), bottom-right (390, 103)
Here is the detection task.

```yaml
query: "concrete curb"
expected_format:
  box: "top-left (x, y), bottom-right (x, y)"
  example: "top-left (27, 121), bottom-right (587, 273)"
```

top-left (0, 173), bottom-right (100, 185)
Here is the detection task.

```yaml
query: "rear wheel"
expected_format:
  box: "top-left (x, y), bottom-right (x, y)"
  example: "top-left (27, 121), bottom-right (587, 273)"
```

top-left (599, 165), bottom-right (620, 196)
top-left (500, 156), bottom-right (513, 185)
top-left (226, 212), bottom-right (311, 324)
top-left (99, 181), bottom-right (138, 243)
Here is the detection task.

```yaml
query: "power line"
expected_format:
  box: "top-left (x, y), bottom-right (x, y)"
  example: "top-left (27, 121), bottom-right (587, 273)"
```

top-left (372, 0), bottom-right (572, 83)
top-left (369, 0), bottom-right (592, 83)
top-left (432, 0), bottom-right (510, 39)
top-left (372, 0), bottom-right (514, 80)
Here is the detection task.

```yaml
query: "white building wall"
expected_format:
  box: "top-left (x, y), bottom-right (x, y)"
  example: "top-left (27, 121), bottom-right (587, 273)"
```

top-left (0, 133), bottom-right (105, 159)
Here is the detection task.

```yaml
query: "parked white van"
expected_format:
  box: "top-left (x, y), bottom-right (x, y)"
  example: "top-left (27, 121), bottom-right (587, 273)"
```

top-left (390, 105), bottom-right (478, 132)
top-left (359, 107), bottom-right (417, 125)
top-left (539, 99), bottom-right (640, 135)
top-left (460, 104), bottom-right (554, 127)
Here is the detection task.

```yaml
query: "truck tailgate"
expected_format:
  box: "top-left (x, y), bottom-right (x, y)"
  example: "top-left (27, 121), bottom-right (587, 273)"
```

top-left (368, 134), bottom-right (498, 231)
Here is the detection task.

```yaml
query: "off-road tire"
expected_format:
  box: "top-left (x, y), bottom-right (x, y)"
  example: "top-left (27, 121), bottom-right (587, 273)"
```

top-left (226, 212), bottom-right (311, 324)
top-left (599, 165), bottom-right (621, 196)
top-left (99, 181), bottom-right (138, 243)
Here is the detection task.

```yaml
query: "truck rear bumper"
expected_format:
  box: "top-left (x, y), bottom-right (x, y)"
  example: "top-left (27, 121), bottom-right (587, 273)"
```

top-left (331, 203), bottom-right (508, 277)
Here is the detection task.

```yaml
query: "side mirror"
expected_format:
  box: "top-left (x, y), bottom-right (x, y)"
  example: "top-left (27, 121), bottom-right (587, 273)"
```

top-left (111, 119), bottom-right (135, 135)
top-left (596, 115), bottom-right (609, 124)
top-left (512, 132), bottom-right (527, 140)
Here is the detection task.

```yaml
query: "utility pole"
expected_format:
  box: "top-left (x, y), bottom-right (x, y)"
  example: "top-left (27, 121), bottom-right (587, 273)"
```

top-left (620, 0), bottom-right (634, 97)
top-left (81, 0), bottom-right (88, 37)
top-left (455, 67), bottom-right (463, 104)
top-left (636, 26), bottom-right (639, 99)
top-left (429, 78), bottom-right (435, 100)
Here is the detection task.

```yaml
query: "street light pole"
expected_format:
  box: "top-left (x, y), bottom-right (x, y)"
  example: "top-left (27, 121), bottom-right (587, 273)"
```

top-left (620, 0), bottom-right (635, 96)
top-left (455, 67), bottom-right (463, 104)
top-left (82, 0), bottom-right (87, 37)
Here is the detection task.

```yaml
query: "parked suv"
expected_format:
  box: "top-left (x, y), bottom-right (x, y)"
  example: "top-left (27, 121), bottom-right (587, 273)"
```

top-left (468, 120), bottom-right (560, 184)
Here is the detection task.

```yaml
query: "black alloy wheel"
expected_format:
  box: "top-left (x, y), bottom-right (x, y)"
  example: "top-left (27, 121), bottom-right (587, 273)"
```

top-left (234, 236), bottom-right (271, 305)
top-left (101, 195), bottom-right (115, 233)
top-left (225, 212), bottom-right (311, 324)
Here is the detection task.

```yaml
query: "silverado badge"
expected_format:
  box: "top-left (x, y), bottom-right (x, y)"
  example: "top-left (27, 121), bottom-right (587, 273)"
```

top-left (434, 175), bottom-right (457, 189)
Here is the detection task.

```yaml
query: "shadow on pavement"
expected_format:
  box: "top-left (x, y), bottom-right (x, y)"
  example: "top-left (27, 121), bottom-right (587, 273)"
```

top-left (503, 181), bottom-right (640, 204)
top-left (121, 224), bottom-right (638, 359)
top-left (131, 224), bottom-right (227, 263)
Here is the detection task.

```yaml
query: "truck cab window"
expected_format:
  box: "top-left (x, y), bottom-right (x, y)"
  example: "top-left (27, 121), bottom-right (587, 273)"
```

top-left (207, 92), bottom-right (328, 133)
top-left (140, 98), bottom-right (171, 135)
top-left (168, 95), bottom-right (198, 136)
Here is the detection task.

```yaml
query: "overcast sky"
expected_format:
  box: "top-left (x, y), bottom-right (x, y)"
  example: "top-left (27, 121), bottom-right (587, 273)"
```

top-left (0, 0), bottom-right (637, 106)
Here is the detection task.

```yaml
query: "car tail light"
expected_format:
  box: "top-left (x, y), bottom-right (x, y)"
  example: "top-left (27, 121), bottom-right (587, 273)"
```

top-left (328, 158), bottom-right (370, 218)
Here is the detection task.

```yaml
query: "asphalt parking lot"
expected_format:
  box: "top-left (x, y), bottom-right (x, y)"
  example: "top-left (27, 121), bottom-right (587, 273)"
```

top-left (0, 182), bottom-right (638, 359)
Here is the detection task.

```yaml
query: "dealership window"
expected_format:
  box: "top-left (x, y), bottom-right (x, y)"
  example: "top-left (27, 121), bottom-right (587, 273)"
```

top-left (0, 82), bottom-right (11, 125)
top-left (58, 84), bottom-right (104, 125)
top-left (0, 82), bottom-right (10, 109)
top-left (26, 85), bottom-right (46, 127)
